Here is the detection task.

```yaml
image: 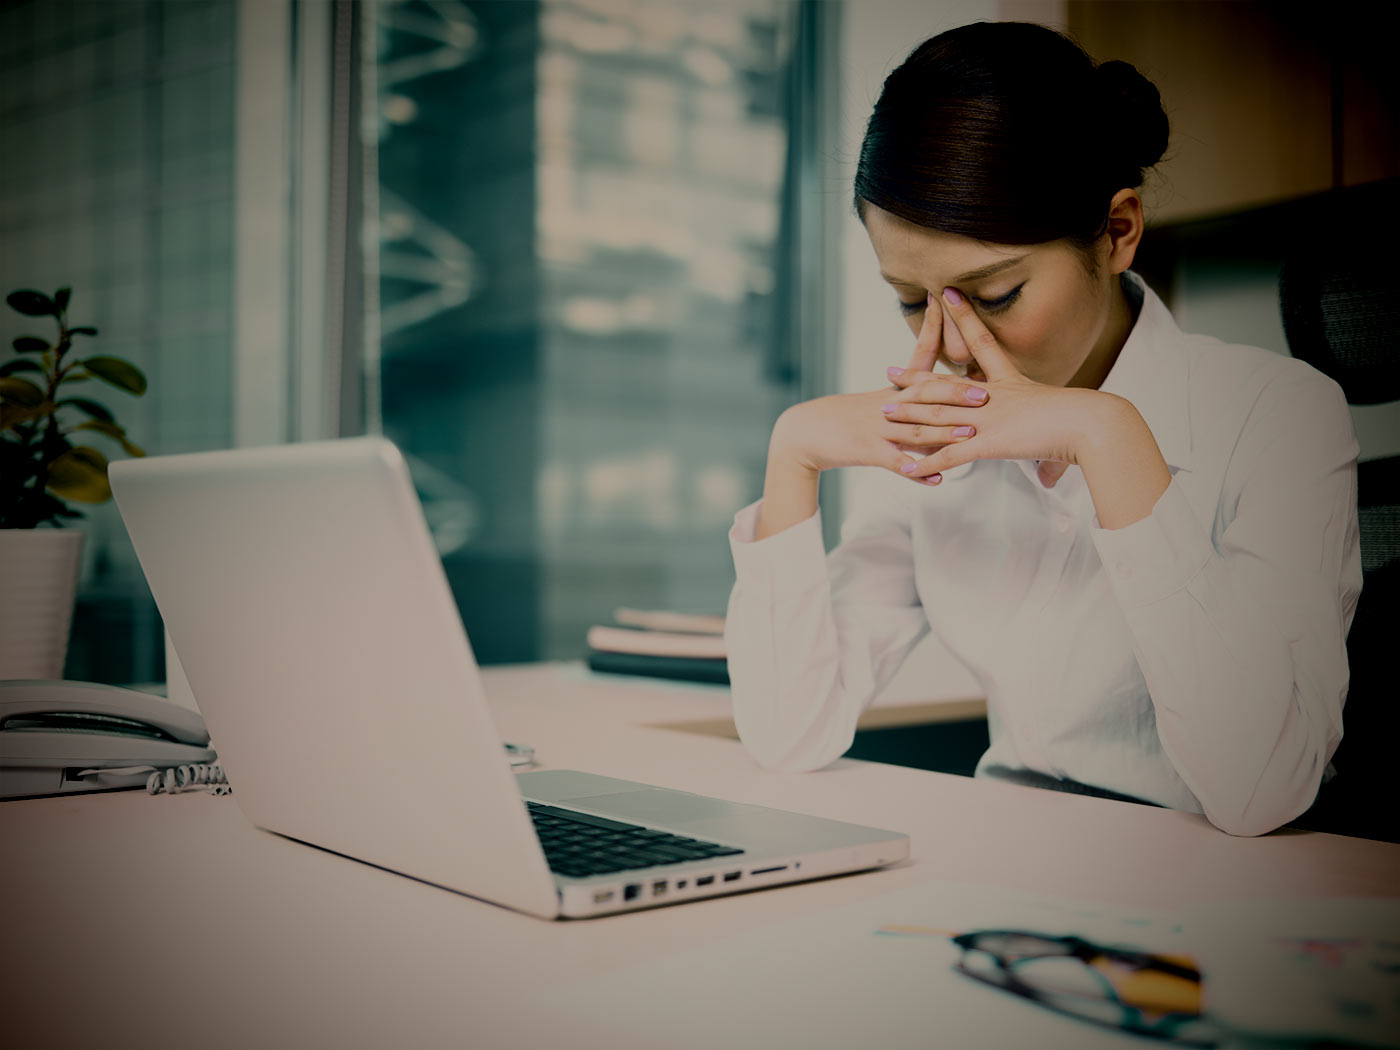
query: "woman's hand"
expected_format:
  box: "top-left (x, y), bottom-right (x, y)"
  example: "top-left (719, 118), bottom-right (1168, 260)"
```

top-left (755, 297), bottom-right (983, 538)
top-left (884, 287), bottom-right (1171, 529)
top-left (771, 294), bottom-right (982, 482)
top-left (883, 287), bottom-right (1108, 486)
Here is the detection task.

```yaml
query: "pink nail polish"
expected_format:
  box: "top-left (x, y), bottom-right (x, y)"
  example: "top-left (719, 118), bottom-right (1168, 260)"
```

top-left (900, 462), bottom-right (917, 474)
top-left (886, 366), bottom-right (904, 379)
top-left (922, 473), bottom-right (942, 485)
top-left (966, 387), bottom-right (988, 404)
top-left (954, 425), bottom-right (974, 437)
top-left (943, 287), bottom-right (964, 305)
top-left (882, 403), bottom-right (898, 414)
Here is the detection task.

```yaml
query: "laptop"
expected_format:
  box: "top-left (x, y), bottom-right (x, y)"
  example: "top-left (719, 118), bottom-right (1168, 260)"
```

top-left (109, 437), bottom-right (909, 919)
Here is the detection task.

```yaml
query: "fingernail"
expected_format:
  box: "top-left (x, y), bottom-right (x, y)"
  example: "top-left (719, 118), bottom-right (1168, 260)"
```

top-left (881, 403), bottom-right (898, 414)
top-left (966, 387), bottom-right (988, 404)
top-left (900, 462), bottom-right (917, 474)
top-left (943, 287), bottom-right (964, 305)
top-left (921, 473), bottom-right (942, 485)
top-left (954, 425), bottom-right (974, 437)
top-left (886, 366), bottom-right (904, 379)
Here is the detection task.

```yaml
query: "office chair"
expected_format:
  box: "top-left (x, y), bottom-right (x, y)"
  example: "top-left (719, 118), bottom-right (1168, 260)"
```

top-left (1279, 220), bottom-right (1400, 842)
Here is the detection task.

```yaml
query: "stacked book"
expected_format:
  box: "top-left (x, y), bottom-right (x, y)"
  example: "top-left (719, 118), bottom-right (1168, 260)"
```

top-left (585, 608), bottom-right (728, 684)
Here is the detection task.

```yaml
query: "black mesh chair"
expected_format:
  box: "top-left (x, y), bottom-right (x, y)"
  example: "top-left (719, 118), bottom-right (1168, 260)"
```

top-left (1280, 223), bottom-right (1400, 842)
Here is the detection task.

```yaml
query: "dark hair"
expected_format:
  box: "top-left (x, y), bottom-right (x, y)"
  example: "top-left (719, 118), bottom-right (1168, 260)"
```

top-left (854, 22), bottom-right (1169, 249)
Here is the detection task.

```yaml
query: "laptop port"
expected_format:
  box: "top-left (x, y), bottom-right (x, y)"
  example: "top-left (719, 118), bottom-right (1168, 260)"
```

top-left (696, 875), bottom-right (715, 887)
top-left (593, 889), bottom-right (615, 904)
top-left (624, 883), bottom-right (641, 901)
top-left (723, 871), bottom-right (741, 882)
top-left (750, 865), bottom-right (788, 875)
top-left (652, 880), bottom-right (667, 897)
top-left (676, 879), bottom-right (687, 890)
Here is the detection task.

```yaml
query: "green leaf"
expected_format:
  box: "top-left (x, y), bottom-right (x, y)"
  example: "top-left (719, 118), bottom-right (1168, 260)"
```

top-left (73, 420), bottom-right (145, 458)
top-left (12, 336), bottom-right (48, 353)
top-left (80, 356), bottom-right (147, 395)
top-left (46, 445), bottom-right (111, 503)
top-left (0, 400), bottom-right (52, 432)
top-left (54, 287), bottom-right (71, 312)
top-left (57, 396), bottom-right (114, 421)
top-left (0, 376), bottom-right (45, 406)
top-left (7, 289), bottom-right (57, 317)
top-left (0, 359), bottom-right (43, 377)
top-left (69, 326), bottom-right (98, 337)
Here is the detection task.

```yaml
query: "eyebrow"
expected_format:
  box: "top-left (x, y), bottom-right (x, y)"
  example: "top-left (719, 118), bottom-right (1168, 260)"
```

top-left (881, 253), bottom-right (1030, 287)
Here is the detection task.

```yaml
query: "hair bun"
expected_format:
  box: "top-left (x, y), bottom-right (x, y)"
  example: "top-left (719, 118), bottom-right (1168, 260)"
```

top-left (1095, 59), bottom-right (1169, 172)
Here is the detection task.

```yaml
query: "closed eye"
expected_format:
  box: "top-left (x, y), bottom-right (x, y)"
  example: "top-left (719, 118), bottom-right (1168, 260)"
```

top-left (972, 283), bottom-right (1024, 314)
top-left (897, 282), bottom-right (1024, 317)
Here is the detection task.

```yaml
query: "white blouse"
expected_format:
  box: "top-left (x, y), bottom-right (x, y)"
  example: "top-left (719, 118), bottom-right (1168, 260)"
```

top-left (725, 274), bottom-right (1362, 837)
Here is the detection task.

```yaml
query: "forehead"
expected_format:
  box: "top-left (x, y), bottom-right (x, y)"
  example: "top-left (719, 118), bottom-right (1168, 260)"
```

top-left (863, 204), bottom-right (1039, 285)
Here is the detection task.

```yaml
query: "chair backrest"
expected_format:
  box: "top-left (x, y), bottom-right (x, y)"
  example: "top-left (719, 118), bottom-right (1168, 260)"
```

top-left (1280, 228), bottom-right (1400, 406)
top-left (1278, 201), bottom-right (1400, 842)
top-left (1279, 209), bottom-right (1400, 574)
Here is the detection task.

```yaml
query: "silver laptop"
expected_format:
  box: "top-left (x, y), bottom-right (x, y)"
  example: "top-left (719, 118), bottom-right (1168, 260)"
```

top-left (109, 437), bottom-right (908, 919)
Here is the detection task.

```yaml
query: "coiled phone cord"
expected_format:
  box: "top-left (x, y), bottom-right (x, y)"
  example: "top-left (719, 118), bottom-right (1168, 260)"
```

top-left (76, 763), bottom-right (231, 795)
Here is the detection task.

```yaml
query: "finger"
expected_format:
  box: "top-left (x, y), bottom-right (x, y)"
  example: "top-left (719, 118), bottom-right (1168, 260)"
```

top-left (883, 419), bottom-right (977, 448)
top-left (875, 439), bottom-right (916, 474)
top-left (898, 437), bottom-right (980, 479)
top-left (941, 303), bottom-right (971, 371)
top-left (905, 293), bottom-right (942, 375)
top-left (888, 455), bottom-right (944, 486)
top-left (884, 379), bottom-right (989, 408)
top-left (1036, 460), bottom-right (1070, 488)
top-left (941, 287), bottom-right (1020, 382)
top-left (886, 365), bottom-right (923, 388)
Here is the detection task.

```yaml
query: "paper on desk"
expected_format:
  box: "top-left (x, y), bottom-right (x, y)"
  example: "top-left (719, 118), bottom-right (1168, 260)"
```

top-left (1185, 896), bottom-right (1400, 1049)
top-left (545, 880), bottom-right (1185, 1050)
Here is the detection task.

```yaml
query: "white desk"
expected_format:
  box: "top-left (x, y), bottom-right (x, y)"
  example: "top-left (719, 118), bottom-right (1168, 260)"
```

top-left (5, 663), bottom-right (1398, 1050)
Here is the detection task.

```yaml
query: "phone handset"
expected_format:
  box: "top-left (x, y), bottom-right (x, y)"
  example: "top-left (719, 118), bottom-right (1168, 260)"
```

top-left (0, 679), bottom-right (223, 799)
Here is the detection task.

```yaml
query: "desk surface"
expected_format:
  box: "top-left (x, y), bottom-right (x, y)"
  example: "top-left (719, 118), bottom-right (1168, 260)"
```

top-left (5, 663), bottom-right (1398, 1050)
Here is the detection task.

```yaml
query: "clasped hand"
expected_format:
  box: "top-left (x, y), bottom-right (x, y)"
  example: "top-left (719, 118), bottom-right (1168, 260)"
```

top-left (778, 288), bottom-right (1100, 489)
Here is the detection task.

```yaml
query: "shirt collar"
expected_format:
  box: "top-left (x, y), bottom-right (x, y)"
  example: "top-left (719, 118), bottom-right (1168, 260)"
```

top-left (939, 272), bottom-right (1192, 488)
top-left (1096, 272), bottom-right (1193, 472)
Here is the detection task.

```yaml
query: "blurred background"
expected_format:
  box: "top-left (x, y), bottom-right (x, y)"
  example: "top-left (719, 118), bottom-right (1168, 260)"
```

top-left (2, 0), bottom-right (1396, 690)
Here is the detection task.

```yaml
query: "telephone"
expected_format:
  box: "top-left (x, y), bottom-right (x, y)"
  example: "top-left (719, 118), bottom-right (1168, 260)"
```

top-left (0, 679), bottom-right (219, 800)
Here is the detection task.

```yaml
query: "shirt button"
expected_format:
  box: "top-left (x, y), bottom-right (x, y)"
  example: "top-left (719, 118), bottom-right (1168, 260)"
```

top-left (1114, 560), bottom-right (1133, 580)
top-left (1055, 517), bottom-right (1072, 534)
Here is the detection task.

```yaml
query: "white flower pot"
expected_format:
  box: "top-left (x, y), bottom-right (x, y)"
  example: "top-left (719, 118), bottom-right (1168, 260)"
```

top-left (0, 528), bottom-right (84, 679)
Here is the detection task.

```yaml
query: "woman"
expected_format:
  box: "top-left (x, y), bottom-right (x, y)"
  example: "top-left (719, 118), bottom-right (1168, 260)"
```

top-left (724, 22), bottom-right (1361, 837)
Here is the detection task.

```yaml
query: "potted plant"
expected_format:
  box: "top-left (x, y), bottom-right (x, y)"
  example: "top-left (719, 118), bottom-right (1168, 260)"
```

top-left (1, 287), bottom-right (147, 679)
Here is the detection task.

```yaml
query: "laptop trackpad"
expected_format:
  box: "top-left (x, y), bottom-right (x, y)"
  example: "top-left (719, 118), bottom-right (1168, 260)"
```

top-left (572, 789), bottom-right (737, 825)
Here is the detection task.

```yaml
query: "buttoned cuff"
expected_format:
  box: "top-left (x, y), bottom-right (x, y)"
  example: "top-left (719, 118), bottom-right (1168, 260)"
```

top-left (1090, 477), bottom-right (1214, 609)
top-left (729, 499), bottom-right (829, 593)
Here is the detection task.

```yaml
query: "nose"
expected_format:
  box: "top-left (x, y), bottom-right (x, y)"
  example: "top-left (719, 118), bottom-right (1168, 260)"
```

top-left (942, 306), bottom-right (973, 364)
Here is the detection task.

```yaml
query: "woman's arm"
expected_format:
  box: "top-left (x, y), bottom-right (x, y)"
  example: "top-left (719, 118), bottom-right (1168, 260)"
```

top-left (1090, 373), bottom-right (1360, 836)
top-left (889, 291), bottom-right (1361, 835)
top-left (727, 483), bottom-right (931, 772)
top-left (733, 304), bottom-right (973, 770)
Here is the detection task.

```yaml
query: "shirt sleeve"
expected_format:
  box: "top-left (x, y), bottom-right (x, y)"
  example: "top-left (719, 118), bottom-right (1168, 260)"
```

top-left (1091, 370), bottom-right (1362, 836)
top-left (724, 485), bottom-right (930, 772)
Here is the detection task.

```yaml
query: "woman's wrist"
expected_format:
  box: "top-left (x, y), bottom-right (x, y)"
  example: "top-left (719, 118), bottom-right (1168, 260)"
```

top-left (1075, 392), bottom-right (1172, 530)
top-left (756, 412), bottom-right (822, 540)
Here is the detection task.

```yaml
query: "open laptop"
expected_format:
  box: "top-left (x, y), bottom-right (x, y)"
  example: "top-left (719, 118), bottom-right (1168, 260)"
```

top-left (109, 438), bottom-right (909, 919)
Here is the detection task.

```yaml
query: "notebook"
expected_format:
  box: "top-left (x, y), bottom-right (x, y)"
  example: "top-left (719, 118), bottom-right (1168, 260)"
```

top-left (109, 437), bottom-right (909, 919)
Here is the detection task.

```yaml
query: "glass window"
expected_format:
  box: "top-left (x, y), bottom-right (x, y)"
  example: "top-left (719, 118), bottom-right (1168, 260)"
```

top-left (371, 0), bottom-right (833, 663)
top-left (0, 0), bottom-right (238, 684)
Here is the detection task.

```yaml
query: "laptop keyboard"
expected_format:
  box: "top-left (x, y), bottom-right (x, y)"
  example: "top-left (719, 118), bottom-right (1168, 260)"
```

top-left (526, 800), bottom-right (744, 879)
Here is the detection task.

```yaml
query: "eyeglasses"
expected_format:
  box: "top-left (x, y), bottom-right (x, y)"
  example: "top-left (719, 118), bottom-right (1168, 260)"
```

top-left (952, 929), bottom-right (1223, 1047)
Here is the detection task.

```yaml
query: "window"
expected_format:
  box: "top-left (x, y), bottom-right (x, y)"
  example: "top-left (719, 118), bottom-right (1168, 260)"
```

top-left (370, 0), bottom-right (837, 662)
